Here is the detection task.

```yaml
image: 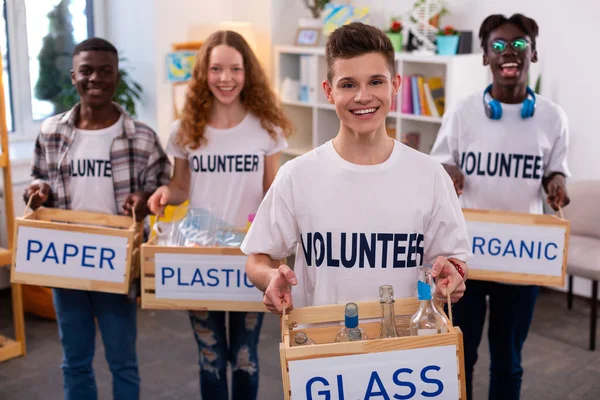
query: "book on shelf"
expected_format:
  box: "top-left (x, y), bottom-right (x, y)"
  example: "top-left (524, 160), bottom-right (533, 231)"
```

top-left (401, 75), bottom-right (445, 118)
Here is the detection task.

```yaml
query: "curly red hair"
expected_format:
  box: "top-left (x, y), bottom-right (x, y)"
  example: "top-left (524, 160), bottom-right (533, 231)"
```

top-left (177, 30), bottom-right (293, 149)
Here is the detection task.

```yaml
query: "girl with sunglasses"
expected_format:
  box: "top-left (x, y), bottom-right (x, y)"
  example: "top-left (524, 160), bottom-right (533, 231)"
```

top-left (430, 13), bottom-right (571, 400)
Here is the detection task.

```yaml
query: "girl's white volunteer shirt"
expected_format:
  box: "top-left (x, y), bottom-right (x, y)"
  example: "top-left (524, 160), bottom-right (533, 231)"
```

top-left (166, 112), bottom-right (288, 228)
top-left (430, 92), bottom-right (570, 214)
top-left (241, 139), bottom-right (471, 307)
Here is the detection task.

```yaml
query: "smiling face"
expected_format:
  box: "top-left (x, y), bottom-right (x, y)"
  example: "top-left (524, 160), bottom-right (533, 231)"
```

top-left (483, 22), bottom-right (537, 88)
top-left (323, 52), bottom-right (400, 136)
top-left (71, 50), bottom-right (119, 108)
top-left (207, 44), bottom-right (245, 105)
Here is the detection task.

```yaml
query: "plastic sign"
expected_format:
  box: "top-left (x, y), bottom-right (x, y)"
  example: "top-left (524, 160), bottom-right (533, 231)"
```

top-left (15, 226), bottom-right (129, 283)
top-left (155, 253), bottom-right (263, 302)
top-left (466, 220), bottom-right (566, 277)
top-left (288, 345), bottom-right (459, 399)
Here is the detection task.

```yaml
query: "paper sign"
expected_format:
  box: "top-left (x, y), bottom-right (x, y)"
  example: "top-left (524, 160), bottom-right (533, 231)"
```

top-left (288, 345), bottom-right (458, 399)
top-left (15, 226), bottom-right (129, 283)
top-left (154, 253), bottom-right (263, 302)
top-left (466, 221), bottom-right (566, 276)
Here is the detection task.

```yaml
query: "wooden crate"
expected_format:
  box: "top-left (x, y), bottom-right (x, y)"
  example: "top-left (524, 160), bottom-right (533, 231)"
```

top-left (11, 208), bottom-right (142, 295)
top-left (463, 208), bottom-right (570, 286)
top-left (280, 298), bottom-right (466, 399)
top-left (141, 236), bottom-right (265, 312)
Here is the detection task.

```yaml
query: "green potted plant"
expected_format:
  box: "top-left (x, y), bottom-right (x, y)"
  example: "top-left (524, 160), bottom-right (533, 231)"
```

top-left (386, 18), bottom-right (404, 52)
top-left (436, 25), bottom-right (460, 56)
top-left (57, 57), bottom-right (144, 117)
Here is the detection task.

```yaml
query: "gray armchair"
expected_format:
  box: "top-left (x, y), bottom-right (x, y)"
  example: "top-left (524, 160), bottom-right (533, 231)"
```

top-left (562, 179), bottom-right (600, 350)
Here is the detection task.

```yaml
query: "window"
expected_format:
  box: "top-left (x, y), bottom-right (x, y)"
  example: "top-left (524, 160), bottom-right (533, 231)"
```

top-left (2, 0), bottom-right (93, 137)
top-left (1, 1), bottom-right (13, 131)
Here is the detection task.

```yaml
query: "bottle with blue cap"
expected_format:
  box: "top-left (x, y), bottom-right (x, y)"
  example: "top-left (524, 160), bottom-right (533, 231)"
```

top-left (409, 264), bottom-right (448, 336)
top-left (335, 302), bottom-right (368, 342)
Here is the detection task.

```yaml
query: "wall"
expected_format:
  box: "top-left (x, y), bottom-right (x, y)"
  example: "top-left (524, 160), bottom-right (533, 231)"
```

top-left (104, 0), bottom-right (158, 131)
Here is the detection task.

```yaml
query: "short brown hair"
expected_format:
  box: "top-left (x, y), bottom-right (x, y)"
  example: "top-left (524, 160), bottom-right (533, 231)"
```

top-left (325, 22), bottom-right (396, 82)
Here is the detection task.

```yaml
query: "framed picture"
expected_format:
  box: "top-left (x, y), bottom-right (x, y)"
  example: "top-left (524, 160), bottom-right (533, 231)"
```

top-left (295, 28), bottom-right (320, 46)
top-left (165, 51), bottom-right (197, 83)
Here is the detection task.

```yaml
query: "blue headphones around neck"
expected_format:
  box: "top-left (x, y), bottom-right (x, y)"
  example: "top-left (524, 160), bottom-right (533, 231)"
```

top-left (483, 84), bottom-right (536, 120)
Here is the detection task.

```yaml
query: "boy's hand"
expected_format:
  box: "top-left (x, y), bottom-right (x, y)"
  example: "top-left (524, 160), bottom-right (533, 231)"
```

top-left (263, 265), bottom-right (297, 314)
top-left (546, 174), bottom-right (570, 211)
top-left (431, 256), bottom-right (466, 303)
top-left (147, 186), bottom-right (171, 216)
top-left (442, 164), bottom-right (464, 196)
top-left (23, 181), bottom-right (51, 210)
top-left (123, 192), bottom-right (151, 221)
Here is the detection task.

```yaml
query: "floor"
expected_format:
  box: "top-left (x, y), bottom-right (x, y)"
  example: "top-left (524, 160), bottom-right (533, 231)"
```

top-left (0, 287), bottom-right (599, 399)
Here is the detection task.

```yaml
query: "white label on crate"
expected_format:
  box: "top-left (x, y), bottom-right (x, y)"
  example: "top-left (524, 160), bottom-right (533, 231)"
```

top-left (466, 221), bottom-right (566, 276)
top-left (154, 253), bottom-right (263, 302)
top-left (15, 226), bottom-right (129, 283)
top-left (288, 344), bottom-right (458, 399)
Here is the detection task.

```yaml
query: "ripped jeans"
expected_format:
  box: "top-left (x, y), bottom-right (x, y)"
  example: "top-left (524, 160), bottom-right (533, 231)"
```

top-left (189, 311), bottom-right (264, 400)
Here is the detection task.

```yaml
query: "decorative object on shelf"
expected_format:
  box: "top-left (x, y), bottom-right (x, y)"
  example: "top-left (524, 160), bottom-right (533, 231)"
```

top-left (295, 28), bottom-right (321, 46)
top-left (299, 0), bottom-right (330, 30)
top-left (436, 25), bottom-right (460, 55)
top-left (322, 3), bottom-right (370, 35)
top-left (386, 18), bottom-right (404, 52)
top-left (302, 0), bottom-right (331, 19)
top-left (403, 0), bottom-right (446, 53)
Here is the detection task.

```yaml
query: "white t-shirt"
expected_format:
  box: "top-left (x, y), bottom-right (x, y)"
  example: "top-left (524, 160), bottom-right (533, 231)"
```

top-left (68, 115), bottom-right (123, 214)
top-left (430, 92), bottom-right (570, 214)
top-left (166, 112), bottom-right (288, 228)
top-left (241, 140), bottom-right (471, 308)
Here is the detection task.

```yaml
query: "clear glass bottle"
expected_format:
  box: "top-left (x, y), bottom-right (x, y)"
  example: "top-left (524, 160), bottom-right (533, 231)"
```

top-left (294, 332), bottom-right (316, 346)
top-left (409, 264), bottom-right (449, 336)
top-left (379, 285), bottom-right (400, 338)
top-left (335, 302), bottom-right (368, 342)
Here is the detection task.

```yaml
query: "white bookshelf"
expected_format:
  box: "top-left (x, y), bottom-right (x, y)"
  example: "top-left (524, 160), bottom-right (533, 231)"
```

top-left (273, 45), bottom-right (489, 159)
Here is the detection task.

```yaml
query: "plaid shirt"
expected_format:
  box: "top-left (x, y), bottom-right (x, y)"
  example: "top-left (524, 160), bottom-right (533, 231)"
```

top-left (31, 103), bottom-right (172, 214)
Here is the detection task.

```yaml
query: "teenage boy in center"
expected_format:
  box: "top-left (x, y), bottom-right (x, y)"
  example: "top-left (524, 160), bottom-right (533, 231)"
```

top-left (241, 23), bottom-right (470, 315)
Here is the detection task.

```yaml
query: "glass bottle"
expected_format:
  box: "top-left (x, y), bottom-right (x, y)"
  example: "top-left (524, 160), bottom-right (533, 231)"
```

top-left (379, 285), bottom-right (400, 338)
top-left (335, 302), bottom-right (368, 342)
top-left (294, 332), bottom-right (316, 346)
top-left (409, 264), bottom-right (448, 336)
